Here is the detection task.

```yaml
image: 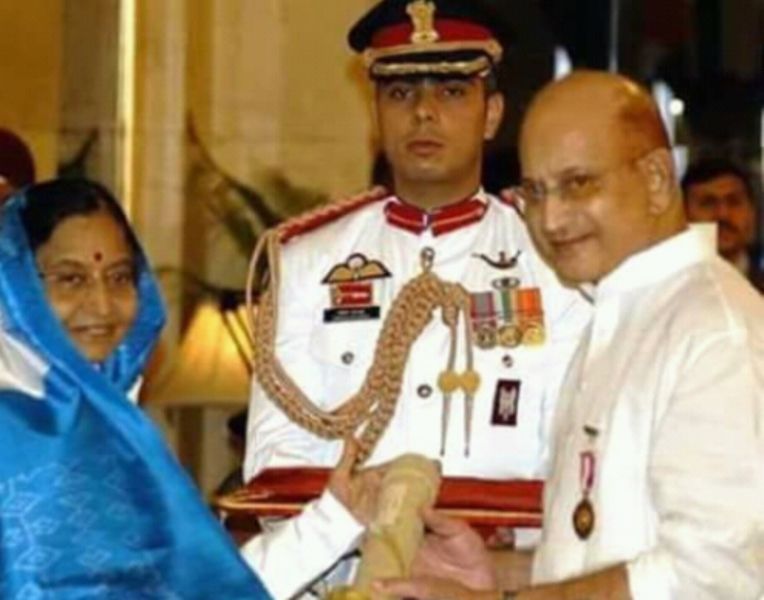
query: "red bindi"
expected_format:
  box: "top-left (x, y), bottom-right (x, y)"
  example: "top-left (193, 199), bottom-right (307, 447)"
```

top-left (93, 252), bottom-right (103, 262)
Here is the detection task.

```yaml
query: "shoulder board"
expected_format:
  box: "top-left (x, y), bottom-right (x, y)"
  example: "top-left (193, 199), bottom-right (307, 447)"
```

top-left (495, 188), bottom-right (525, 219)
top-left (277, 186), bottom-right (388, 244)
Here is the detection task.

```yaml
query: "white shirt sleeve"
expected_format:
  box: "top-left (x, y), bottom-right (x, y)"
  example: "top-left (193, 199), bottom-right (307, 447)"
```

top-left (626, 331), bottom-right (764, 600)
top-left (239, 490), bottom-right (364, 600)
top-left (243, 245), bottom-right (339, 480)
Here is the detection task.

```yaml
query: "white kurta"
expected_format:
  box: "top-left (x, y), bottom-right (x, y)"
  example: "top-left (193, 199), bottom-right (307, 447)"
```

top-left (532, 229), bottom-right (764, 599)
top-left (242, 192), bottom-right (591, 597)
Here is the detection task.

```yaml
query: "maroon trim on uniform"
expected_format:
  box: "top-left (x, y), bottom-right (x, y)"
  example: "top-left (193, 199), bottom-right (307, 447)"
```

top-left (385, 196), bottom-right (488, 236)
top-left (371, 19), bottom-right (494, 49)
top-left (279, 187), bottom-right (388, 244)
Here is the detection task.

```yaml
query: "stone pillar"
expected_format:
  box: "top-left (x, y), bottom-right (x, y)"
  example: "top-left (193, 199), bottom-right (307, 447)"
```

top-left (129, 0), bottom-right (187, 272)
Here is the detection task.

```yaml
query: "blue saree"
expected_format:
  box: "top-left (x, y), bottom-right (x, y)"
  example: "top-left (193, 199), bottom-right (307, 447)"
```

top-left (0, 192), bottom-right (271, 599)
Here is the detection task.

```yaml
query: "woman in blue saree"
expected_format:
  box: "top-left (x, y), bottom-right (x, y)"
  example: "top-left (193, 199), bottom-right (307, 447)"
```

top-left (0, 179), bottom-right (272, 598)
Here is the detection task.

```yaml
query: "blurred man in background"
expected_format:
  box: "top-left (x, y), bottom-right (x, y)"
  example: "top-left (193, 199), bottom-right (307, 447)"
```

top-left (682, 157), bottom-right (763, 290)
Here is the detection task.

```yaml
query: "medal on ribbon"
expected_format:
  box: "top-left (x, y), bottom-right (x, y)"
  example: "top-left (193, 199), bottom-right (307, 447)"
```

top-left (469, 284), bottom-right (546, 350)
top-left (572, 448), bottom-right (596, 540)
top-left (470, 291), bottom-right (499, 349)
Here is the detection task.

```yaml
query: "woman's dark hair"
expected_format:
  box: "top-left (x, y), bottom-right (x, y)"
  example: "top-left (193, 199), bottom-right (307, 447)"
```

top-left (20, 178), bottom-right (140, 259)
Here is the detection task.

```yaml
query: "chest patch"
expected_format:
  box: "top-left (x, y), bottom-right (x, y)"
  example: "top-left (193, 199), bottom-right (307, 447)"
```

top-left (322, 253), bottom-right (391, 323)
top-left (491, 379), bottom-right (521, 426)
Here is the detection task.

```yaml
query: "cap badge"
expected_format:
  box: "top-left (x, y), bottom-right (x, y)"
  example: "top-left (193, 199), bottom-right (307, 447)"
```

top-left (406, 0), bottom-right (440, 45)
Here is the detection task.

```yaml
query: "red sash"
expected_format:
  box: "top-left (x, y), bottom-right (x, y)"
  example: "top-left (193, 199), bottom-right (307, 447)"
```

top-left (215, 468), bottom-right (543, 529)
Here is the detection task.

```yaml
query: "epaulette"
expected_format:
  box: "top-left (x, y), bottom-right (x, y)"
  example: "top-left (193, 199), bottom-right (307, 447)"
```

top-left (496, 188), bottom-right (525, 220)
top-left (276, 186), bottom-right (388, 244)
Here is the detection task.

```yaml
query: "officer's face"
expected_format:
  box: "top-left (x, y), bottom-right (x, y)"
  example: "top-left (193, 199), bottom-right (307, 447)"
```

top-left (374, 76), bottom-right (503, 200)
top-left (685, 174), bottom-right (755, 260)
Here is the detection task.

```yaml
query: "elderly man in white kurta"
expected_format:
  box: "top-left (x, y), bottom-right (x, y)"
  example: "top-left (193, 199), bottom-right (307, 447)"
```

top-left (378, 71), bottom-right (764, 600)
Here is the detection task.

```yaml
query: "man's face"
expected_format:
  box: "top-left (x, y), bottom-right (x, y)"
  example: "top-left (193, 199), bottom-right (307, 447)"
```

top-left (374, 75), bottom-right (503, 194)
top-left (684, 174), bottom-right (755, 260)
top-left (520, 112), bottom-right (657, 284)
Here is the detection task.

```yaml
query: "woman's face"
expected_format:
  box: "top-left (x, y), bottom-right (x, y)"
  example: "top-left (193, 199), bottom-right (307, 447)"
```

top-left (35, 208), bottom-right (139, 362)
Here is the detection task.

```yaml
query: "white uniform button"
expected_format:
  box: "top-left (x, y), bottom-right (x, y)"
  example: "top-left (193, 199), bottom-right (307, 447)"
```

top-left (341, 352), bottom-right (355, 365)
top-left (502, 354), bottom-right (514, 368)
top-left (417, 384), bottom-right (433, 398)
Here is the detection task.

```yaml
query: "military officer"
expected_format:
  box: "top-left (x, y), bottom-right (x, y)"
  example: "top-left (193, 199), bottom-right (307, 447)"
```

top-left (243, 0), bottom-right (591, 596)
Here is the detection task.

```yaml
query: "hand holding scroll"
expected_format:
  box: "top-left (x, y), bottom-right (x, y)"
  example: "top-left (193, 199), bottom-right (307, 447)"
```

top-left (328, 437), bottom-right (385, 526)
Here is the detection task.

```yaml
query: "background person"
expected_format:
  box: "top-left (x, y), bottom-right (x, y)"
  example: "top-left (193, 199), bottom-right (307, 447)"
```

top-left (681, 157), bottom-right (763, 290)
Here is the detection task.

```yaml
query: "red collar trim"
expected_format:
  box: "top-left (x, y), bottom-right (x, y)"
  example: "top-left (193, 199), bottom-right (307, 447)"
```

top-left (384, 195), bottom-right (488, 236)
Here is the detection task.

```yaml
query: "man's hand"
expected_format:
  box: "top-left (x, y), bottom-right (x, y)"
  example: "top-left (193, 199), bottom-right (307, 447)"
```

top-left (326, 438), bottom-right (384, 525)
top-left (397, 508), bottom-right (497, 589)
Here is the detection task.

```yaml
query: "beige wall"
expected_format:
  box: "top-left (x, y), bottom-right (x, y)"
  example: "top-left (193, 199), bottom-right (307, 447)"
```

top-left (0, 0), bottom-right (63, 180)
top-left (59, 0), bottom-right (120, 188)
top-left (281, 0), bottom-right (376, 195)
top-left (188, 0), bottom-right (375, 199)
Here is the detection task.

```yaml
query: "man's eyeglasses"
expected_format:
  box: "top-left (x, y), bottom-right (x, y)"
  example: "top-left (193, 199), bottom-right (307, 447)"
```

top-left (512, 152), bottom-right (650, 211)
top-left (514, 170), bottom-right (606, 209)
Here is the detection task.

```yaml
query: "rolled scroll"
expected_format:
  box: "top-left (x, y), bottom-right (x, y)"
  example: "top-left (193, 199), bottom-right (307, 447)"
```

top-left (328, 453), bottom-right (441, 600)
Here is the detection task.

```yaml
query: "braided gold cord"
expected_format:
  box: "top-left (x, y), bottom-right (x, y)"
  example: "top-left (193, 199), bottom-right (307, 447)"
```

top-left (245, 194), bottom-right (474, 463)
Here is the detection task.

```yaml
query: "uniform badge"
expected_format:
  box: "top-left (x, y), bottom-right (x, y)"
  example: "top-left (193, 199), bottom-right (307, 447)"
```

top-left (491, 380), bottom-right (520, 426)
top-left (469, 284), bottom-right (546, 350)
top-left (322, 253), bottom-right (391, 323)
top-left (407, 0), bottom-right (439, 45)
top-left (473, 250), bottom-right (522, 270)
top-left (474, 322), bottom-right (498, 350)
top-left (496, 324), bottom-right (522, 348)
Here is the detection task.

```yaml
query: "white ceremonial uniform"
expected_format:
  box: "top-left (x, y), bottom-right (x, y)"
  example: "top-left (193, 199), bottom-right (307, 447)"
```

top-left (245, 192), bottom-right (589, 479)
top-left (242, 192), bottom-right (590, 596)
top-left (240, 491), bottom-right (364, 600)
top-left (532, 228), bottom-right (764, 599)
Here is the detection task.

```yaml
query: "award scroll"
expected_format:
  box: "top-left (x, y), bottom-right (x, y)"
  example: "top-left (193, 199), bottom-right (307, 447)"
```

top-left (327, 454), bottom-right (441, 600)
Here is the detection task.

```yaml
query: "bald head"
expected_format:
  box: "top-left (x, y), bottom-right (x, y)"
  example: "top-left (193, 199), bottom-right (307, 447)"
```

top-left (517, 70), bottom-right (685, 284)
top-left (521, 71), bottom-right (669, 161)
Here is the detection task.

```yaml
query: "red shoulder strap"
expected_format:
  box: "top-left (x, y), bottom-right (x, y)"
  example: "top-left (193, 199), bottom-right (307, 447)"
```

top-left (277, 186), bottom-right (389, 244)
top-left (495, 188), bottom-right (525, 219)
